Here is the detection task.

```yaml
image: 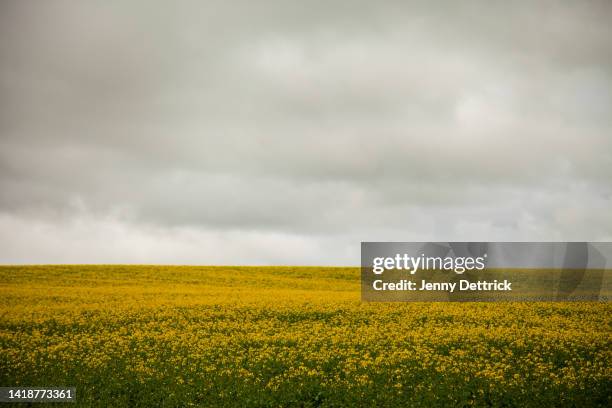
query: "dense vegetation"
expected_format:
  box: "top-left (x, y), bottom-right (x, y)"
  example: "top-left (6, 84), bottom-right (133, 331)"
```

top-left (1, 266), bottom-right (610, 407)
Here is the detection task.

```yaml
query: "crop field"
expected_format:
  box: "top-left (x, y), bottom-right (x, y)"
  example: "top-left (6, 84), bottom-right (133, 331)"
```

top-left (0, 266), bottom-right (610, 407)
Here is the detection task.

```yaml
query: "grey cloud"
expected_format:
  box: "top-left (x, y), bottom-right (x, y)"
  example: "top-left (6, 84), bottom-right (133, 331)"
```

top-left (1, 1), bottom-right (611, 264)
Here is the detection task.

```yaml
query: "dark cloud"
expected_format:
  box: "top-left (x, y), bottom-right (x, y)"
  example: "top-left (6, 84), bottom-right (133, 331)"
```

top-left (1, 1), bottom-right (611, 264)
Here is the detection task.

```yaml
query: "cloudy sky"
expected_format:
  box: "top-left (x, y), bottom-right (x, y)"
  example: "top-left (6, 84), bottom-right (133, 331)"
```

top-left (1, 1), bottom-right (611, 265)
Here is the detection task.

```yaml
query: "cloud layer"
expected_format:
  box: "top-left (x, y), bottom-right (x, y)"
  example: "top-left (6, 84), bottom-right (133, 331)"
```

top-left (1, 1), bottom-right (611, 264)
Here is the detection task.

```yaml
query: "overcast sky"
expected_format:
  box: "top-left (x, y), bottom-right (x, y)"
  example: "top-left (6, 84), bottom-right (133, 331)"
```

top-left (1, 1), bottom-right (611, 265)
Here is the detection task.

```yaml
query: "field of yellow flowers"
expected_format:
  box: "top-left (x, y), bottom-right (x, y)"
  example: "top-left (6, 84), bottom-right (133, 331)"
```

top-left (0, 265), bottom-right (610, 407)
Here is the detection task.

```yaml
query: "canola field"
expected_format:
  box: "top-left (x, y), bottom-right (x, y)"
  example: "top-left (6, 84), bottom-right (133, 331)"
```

top-left (0, 265), bottom-right (610, 407)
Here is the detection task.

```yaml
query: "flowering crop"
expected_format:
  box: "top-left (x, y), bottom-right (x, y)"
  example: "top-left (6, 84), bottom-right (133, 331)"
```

top-left (0, 265), bottom-right (610, 407)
